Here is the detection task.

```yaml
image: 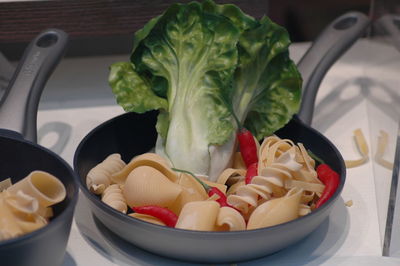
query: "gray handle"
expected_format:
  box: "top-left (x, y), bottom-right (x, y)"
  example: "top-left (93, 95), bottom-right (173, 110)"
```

top-left (377, 14), bottom-right (400, 53)
top-left (0, 29), bottom-right (68, 143)
top-left (297, 11), bottom-right (370, 125)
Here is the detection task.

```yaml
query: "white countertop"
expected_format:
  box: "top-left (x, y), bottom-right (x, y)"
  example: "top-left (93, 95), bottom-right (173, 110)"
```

top-left (34, 39), bottom-right (400, 265)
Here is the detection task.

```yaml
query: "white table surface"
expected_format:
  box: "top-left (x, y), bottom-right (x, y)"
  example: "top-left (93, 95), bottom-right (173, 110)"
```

top-left (33, 39), bottom-right (400, 266)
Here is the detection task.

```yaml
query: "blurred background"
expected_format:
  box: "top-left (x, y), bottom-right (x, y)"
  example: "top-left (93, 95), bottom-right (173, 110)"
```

top-left (0, 0), bottom-right (383, 59)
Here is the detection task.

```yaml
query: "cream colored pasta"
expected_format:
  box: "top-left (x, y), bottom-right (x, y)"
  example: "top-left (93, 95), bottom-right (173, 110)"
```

top-left (247, 187), bottom-right (303, 230)
top-left (102, 184), bottom-right (127, 214)
top-left (216, 168), bottom-right (246, 186)
top-left (129, 213), bottom-right (166, 226)
top-left (375, 130), bottom-right (394, 169)
top-left (175, 201), bottom-right (220, 231)
top-left (0, 178), bottom-right (12, 192)
top-left (7, 171), bottom-right (66, 208)
top-left (345, 128), bottom-right (369, 168)
top-left (111, 153), bottom-right (177, 184)
top-left (226, 140), bottom-right (302, 213)
top-left (215, 206), bottom-right (246, 231)
top-left (5, 190), bottom-right (39, 214)
top-left (285, 179), bottom-right (325, 194)
top-left (0, 193), bottom-right (24, 240)
top-left (86, 153), bottom-right (126, 194)
top-left (170, 173), bottom-right (208, 215)
top-left (123, 166), bottom-right (182, 208)
top-left (0, 171), bottom-right (66, 241)
top-left (299, 203), bottom-right (311, 216)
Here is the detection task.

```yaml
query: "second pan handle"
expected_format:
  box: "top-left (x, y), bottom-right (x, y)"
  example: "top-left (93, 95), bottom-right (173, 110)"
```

top-left (297, 11), bottom-right (370, 125)
top-left (0, 29), bottom-right (68, 143)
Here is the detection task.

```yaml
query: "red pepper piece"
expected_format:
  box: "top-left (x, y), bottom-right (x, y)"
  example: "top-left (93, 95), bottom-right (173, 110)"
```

top-left (237, 128), bottom-right (258, 168)
top-left (208, 186), bottom-right (230, 207)
top-left (245, 162), bottom-right (258, 185)
top-left (315, 164), bottom-right (340, 208)
top-left (132, 205), bottom-right (178, 227)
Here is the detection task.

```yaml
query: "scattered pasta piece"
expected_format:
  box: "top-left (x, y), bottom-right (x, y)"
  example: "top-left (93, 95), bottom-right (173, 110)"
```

top-left (345, 129), bottom-right (369, 168)
top-left (345, 200), bottom-right (353, 207)
top-left (375, 130), bottom-right (394, 170)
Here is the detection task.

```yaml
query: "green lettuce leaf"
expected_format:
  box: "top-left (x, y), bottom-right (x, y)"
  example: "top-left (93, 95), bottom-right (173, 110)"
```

top-left (109, 0), bottom-right (302, 180)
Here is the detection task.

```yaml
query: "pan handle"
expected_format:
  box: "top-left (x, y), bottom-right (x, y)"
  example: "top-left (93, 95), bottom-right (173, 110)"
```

top-left (297, 11), bottom-right (370, 125)
top-left (0, 29), bottom-right (68, 143)
top-left (377, 14), bottom-right (400, 52)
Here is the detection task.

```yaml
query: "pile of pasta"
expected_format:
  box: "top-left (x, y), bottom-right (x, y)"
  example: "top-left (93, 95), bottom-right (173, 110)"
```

top-left (86, 135), bottom-right (325, 231)
top-left (0, 171), bottom-right (66, 241)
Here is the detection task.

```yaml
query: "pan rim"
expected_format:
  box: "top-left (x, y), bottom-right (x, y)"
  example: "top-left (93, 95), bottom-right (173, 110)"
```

top-left (0, 134), bottom-right (79, 247)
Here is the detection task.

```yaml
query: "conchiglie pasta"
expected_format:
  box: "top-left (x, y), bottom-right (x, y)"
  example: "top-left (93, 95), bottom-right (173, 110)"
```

top-left (169, 173), bottom-right (208, 215)
top-left (175, 201), bottom-right (220, 231)
top-left (247, 187), bottom-right (303, 230)
top-left (123, 166), bottom-right (182, 208)
top-left (112, 153), bottom-right (177, 184)
top-left (215, 206), bottom-right (246, 231)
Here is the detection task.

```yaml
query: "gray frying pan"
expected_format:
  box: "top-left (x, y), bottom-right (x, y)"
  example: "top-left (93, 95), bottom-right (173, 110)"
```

top-left (74, 12), bottom-right (370, 263)
top-left (0, 29), bottom-right (79, 266)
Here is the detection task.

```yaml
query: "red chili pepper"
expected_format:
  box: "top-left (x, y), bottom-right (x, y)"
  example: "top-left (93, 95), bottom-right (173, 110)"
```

top-left (237, 128), bottom-right (258, 168)
top-left (172, 168), bottom-right (237, 210)
top-left (132, 205), bottom-right (178, 227)
top-left (245, 162), bottom-right (258, 184)
top-left (315, 164), bottom-right (340, 208)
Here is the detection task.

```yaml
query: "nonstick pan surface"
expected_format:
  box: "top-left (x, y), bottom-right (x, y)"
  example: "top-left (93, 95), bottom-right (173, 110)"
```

top-left (74, 12), bottom-right (370, 263)
top-left (0, 29), bottom-right (79, 266)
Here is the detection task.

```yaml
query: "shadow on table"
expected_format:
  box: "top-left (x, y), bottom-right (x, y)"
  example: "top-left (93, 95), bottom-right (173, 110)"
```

top-left (73, 192), bottom-right (350, 266)
top-left (312, 77), bottom-right (399, 133)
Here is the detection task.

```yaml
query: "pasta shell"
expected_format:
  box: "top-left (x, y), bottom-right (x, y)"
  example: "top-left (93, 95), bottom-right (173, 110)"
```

top-left (175, 201), bottom-right (220, 231)
top-left (170, 173), bottom-right (208, 215)
top-left (123, 166), bottom-right (182, 208)
top-left (112, 153), bottom-right (178, 184)
top-left (247, 187), bottom-right (303, 230)
top-left (215, 206), bottom-right (246, 231)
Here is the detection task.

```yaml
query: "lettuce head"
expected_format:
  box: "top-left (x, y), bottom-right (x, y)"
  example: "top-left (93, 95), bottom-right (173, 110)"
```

top-left (109, 0), bottom-right (302, 181)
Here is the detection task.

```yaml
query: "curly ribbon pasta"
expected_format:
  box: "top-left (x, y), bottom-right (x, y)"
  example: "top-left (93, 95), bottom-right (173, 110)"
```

top-left (86, 153), bottom-right (126, 194)
top-left (226, 136), bottom-right (303, 213)
top-left (102, 184), bottom-right (128, 214)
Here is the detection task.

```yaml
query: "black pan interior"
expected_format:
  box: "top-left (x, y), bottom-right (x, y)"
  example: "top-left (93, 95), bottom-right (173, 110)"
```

top-left (0, 135), bottom-right (78, 221)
